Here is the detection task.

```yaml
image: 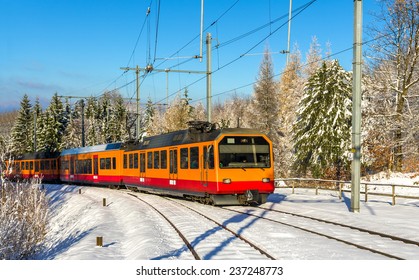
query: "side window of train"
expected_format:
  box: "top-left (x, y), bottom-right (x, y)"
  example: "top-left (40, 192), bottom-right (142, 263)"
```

top-left (129, 154), bottom-right (134, 168)
top-left (180, 148), bottom-right (188, 169)
top-left (147, 152), bottom-right (153, 169)
top-left (100, 158), bottom-right (105, 169)
top-left (112, 157), bottom-right (116, 169)
top-left (134, 153), bottom-right (138, 169)
top-left (35, 161), bottom-right (40, 172)
top-left (190, 147), bottom-right (199, 169)
top-left (161, 150), bottom-right (167, 169)
top-left (154, 151), bottom-right (160, 169)
top-left (123, 154), bottom-right (127, 169)
top-left (30, 161), bottom-right (33, 170)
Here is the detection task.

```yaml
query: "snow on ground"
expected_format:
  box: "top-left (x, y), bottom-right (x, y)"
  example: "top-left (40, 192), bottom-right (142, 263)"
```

top-left (30, 172), bottom-right (419, 261)
top-left (3, 173), bottom-right (419, 280)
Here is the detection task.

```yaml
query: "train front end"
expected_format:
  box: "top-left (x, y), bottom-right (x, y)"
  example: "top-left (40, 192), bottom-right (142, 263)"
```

top-left (210, 129), bottom-right (275, 205)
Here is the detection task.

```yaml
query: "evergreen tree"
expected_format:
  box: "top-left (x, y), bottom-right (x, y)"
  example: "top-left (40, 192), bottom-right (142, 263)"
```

top-left (10, 94), bottom-right (33, 154)
top-left (37, 93), bottom-right (66, 152)
top-left (249, 48), bottom-right (280, 136)
top-left (85, 97), bottom-right (100, 146)
top-left (292, 60), bottom-right (352, 178)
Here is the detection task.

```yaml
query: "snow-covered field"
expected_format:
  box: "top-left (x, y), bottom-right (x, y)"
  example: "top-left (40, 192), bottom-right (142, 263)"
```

top-left (3, 172), bottom-right (419, 279)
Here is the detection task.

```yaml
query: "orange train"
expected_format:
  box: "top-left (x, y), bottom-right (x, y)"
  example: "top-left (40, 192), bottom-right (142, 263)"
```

top-left (7, 122), bottom-right (275, 205)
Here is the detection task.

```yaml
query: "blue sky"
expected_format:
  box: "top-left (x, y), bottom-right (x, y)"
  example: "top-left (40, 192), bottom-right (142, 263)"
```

top-left (0, 0), bottom-right (381, 112)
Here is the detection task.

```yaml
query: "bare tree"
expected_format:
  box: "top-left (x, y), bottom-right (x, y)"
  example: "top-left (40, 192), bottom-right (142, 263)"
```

top-left (367, 0), bottom-right (419, 171)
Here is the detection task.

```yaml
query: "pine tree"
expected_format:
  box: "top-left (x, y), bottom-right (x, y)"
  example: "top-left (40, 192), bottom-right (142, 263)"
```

top-left (249, 48), bottom-right (280, 136)
top-left (292, 60), bottom-right (352, 179)
top-left (32, 98), bottom-right (43, 152)
top-left (10, 94), bottom-right (33, 154)
top-left (37, 93), bottom-right (66, 152)
top-left (85, 97), bottom-right (100, 146)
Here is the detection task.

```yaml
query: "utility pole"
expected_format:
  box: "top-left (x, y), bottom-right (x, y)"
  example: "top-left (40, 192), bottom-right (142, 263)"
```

top-left (206, 32), bottom-right (212, 123)
top-left (33, 110), bottom-right (37, 152)
top-left (120, 66), bottom-right (142, 140)
top-left (351, 0), bottom-right (362, 213)
top-left (286, 0), bottom-right (293, 65)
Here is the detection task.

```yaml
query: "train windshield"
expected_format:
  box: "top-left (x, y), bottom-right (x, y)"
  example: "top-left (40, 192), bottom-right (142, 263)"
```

top-left (218, 136), bottom-right (270, 169)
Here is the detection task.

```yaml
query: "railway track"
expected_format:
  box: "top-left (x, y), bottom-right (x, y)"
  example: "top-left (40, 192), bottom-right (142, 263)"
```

top-left (221, 204), bottom-right (419, 260)
top-left (126, 190), bottom-right (419, 260)
top-left (127, 192), bottom-right (273, 260)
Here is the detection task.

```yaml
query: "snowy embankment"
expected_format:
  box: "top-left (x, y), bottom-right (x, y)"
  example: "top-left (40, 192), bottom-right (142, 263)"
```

top-left (35, 185), bottom-right (193, 260)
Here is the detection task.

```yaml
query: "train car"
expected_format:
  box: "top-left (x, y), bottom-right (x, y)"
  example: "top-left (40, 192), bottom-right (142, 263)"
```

top-left (60, 142), bottom-right (124, 187)
top-left (123, 121), bottom-right (275, 205)
top-left (6, 151), bottom-right (60, 182)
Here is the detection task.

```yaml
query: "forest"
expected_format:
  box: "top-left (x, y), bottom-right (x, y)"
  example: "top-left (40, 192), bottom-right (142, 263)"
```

top-left (1, 0), bottom-right (418, 180)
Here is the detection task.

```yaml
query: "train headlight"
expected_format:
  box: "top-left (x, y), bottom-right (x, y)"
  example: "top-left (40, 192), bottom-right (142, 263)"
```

top-left (262, 178), bottom-right (270, 183)
top-left (223, 178), bottom-right (232, 184)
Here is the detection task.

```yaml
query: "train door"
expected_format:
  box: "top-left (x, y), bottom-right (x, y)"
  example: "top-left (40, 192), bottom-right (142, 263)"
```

top-left (139, 152), bottom-right (146, 185)
top-left (201, 146), bottom-right (209, 187)
top-left (169, 148), bottom-right (178, 186)
top-left (93, 155), bottom-right (99, 182)
top-left (70, 156), bottom-right (75, 181)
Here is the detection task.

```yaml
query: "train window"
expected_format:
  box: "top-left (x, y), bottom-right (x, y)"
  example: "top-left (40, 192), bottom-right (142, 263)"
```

top-left (21, 162), bottom-right (24, 170)
top-left (161, 150), bottom-right (167, 169)
top-left (218, 136), bottom-right (270, 168)
top-left (154, 151), bottom-right (160, 169)
top-left (140, 153), bottom-right (145, 172)
top-left (35, 161), bottom-right (40, 172)
top-left (112, 157), bottom-right (116, 169)
top-left (134, 154), bottom-right (138, 169)
top-left (190, 147), bottom-right (199, 169)
top-left (123, 154), bottom-right (127, 169)
top-left (105, 158), bottom-right (111, 169)
top-left (87, 159), bottom-right (92, 174)
top-left (147, 152), bottom-right (153, 169)
top-left (180, 148), bottom-right (188, 169)
top-left (100, 158), bottom-right (105, 169)
top-left (45, 160), bottom-right (50, 170)
top-left (30, 161), bottom-right (33, 170)
top-left (129, 154), bottom-right (133, 168)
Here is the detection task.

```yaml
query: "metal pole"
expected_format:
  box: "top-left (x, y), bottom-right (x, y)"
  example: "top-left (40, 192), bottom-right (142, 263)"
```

top-left (351, 0), bottom-right (362, 213)
top-left (33, 110), bottom-right (37, 152)
top-left (206, 33), bottom-right (212, 123)
top-left (286, 0), bottom-right (293, 65)
top-left (200, 0), bottom-right (204, 62)
top-left (136, 65), bottom-right (140, 140)
top-left (81, 99), bottom-right (85, 147)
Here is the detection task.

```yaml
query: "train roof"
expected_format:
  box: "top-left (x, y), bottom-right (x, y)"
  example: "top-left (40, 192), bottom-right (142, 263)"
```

top-left (60, 142), bottom-right (123, 156)
top-left (123, 127), bottom-right (266, 151)
top-left (16, 151), bottom-right (61, 160)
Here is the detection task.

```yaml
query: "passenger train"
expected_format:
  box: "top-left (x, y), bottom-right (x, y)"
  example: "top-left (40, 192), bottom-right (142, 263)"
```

top-left (6, 122), bottom-right (275, 205)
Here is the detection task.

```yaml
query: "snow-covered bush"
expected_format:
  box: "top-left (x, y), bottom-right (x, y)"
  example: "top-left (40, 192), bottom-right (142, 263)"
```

top-left (0, 181), bottom-right (48, 259)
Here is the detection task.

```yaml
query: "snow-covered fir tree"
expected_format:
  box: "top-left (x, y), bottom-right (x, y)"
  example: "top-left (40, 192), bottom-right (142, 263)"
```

top-left (85, 96), bottom-right (100, 146)
top-left (10, 94), bottom-right (33, 155)
top-left (292, 60), bottom-right (352, 179)
top-left (37, 93), bottom-right (66, 152)
top-left (249, 48), bottom-right (280, 136)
